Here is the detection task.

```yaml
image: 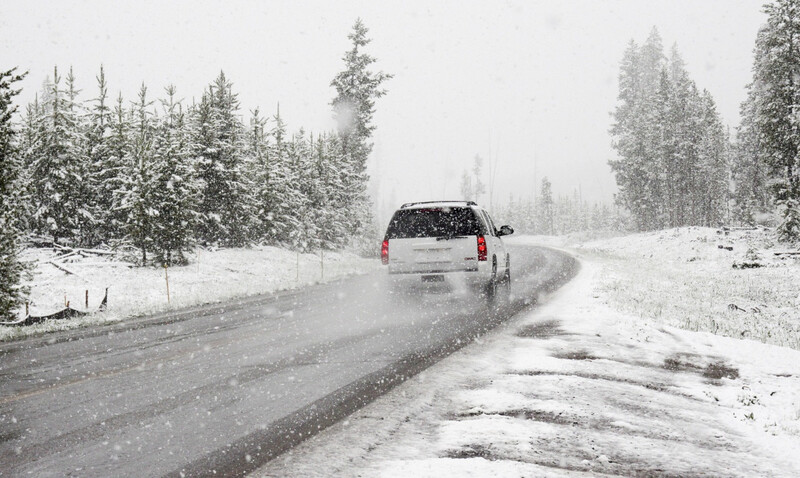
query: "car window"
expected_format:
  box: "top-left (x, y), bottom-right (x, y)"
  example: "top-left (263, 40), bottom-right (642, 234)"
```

top-left (481, 210), bottom-right (497, 236)
top-left (386, 207), bottom-right (483, 239)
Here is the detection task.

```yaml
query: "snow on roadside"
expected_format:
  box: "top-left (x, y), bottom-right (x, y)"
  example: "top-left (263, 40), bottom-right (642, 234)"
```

top-left (253, 234), bottom-right (800, 477)
top-left (0, 246), bottom-right (379, 341)
top-left (574, 227), bottom-right (800, 350)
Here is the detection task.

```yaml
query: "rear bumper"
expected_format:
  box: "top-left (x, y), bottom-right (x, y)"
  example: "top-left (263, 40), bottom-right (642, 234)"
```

top-left (386, 268), bottom-right (491, 291)
top-left (387, 259), bottom-right (489, 275)
top-left (387, 266), bottom-right (478, 274)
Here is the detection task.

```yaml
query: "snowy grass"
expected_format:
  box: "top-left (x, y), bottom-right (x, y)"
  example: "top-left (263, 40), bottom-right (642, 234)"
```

top-left (0, 245), bottom-right (380, 342)
top-left (569, 227), bottom-right (800, 351)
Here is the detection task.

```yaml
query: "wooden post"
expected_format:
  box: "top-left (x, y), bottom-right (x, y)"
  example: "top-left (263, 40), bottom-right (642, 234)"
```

top-left (164, 264), bottom-right (171, 304)
top-left (85, 290), bottom-right (89, 309)
top-left (25, 301), bottom-right (29, 316)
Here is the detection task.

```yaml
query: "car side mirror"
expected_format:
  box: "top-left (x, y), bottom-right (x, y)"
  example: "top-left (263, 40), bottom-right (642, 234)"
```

top-left (498, 225), bottom-right (514, 236)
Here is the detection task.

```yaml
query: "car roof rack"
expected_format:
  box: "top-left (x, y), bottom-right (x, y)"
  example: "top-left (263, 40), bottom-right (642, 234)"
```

top-left (400, 200), bottom-right (477, 209)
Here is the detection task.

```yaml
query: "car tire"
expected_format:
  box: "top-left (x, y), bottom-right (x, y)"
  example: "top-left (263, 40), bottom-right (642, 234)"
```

top-left (501, 267), bottom-right (511, 306)
top-left (485, 257), bottom-right (499, 305)
top-left (488, 258), bottom-right (511, 313)
top-left (485, 276), bottom-right (497, 302)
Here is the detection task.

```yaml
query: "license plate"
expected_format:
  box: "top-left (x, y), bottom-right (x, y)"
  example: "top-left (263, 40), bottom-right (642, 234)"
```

top-left (421, 275), bottom-right (445, 283)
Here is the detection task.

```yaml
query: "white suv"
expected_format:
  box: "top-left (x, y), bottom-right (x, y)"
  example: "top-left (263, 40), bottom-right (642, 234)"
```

top-left (381, 201), bottom-right (513, 301)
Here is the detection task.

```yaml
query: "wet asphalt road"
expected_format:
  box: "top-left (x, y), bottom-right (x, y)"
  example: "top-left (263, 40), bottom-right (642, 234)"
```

top-left (0, 245), bottom-right (577, 477)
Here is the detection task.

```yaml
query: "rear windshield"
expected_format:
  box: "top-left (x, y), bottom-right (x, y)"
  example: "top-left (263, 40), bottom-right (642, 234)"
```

top-left (385, 207), bottom-right (484, 239)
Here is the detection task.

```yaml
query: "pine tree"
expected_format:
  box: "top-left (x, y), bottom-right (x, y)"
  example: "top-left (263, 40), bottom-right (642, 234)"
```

top-left (119, 84), bottom-right (155, 264)
top-left (611, 30), bottom-right (673, 231)
top-left (28, 66), bottom-right (90, 245)
top-left (639, 28), bottom-right (666, 96)
top-left (458, 155), bottom-right (486, 203)
top-left (315, 132), bottom-right (347, 248)
top-left (262, 107), bottom-right (302, 246)
top-left (107, 92), bottom-right (132, 239)
top-left (287, 130), bottom-right (317, 251)
top-left (149, 86), bottom-right (198, 265)
top-left (610, 29), bottom-right (730, 231)
top-left (0, 67), bottom-right (29, 319)
top-left (17, 97), bottom-right (39, 231)
top-left (319, 132), bottom-right (350, 246)
top-left (460, 171), bottom-right (473, 201)
top-left (190, 88), bottom-right (216, 243)
top-left (86, 66), bottom-right (116, 243)
top-left (647, 68), bottom-right (673, 229)
top-left (732, 94), bottom-right (770, 224)
top-left (192, 72), bottom-right (254, 247)
top-left (330, 19), bottom-right (392, 240)
top-left (64, 67), bottom-right (95, 244)
top-left (538, 177), bottom-right (554, 235)
top-left (666, 47), bottom-right (697, 227)
top-left (696, 91), bottom-right (729, 226)
top-left (741, 0), bottom-right (800, 240)
top-left (247, 107), bottom-right (275, 242)
top-left (472, 155), bottom-right (486, 203)
top-left (609, 39), bottom-right (653, 230)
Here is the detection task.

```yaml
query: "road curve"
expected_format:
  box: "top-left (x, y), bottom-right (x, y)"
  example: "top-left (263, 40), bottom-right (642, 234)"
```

top-left (0, 245), bottom-right (577, 477)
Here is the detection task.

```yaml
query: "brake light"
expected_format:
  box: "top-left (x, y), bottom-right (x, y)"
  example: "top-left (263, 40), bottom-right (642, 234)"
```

top-left (477, 235), bottom-right (487, 261)
top-left (381, 239), bottom-right (389, 265)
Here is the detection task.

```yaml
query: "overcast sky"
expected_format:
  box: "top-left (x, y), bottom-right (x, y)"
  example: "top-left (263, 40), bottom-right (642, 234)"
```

top-left (1, 0), bottom-right (767, 220)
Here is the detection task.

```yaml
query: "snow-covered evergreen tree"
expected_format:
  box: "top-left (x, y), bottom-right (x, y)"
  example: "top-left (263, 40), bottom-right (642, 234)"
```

top-left (27, 66), bottom-right (91, 245)
top-left (287, 129), bottom-right (316, 250)
top-left (192, 72), bottom-right (254, 247)
top-left (330, 19), bottom-right (391, 240)
top-left (665, 48), bottom-right (696, 227)
top-left (0, 67), bottom-right (29, 319)
top-left (64, 67), bottom-right (95, 244)
top-left (460, 171), bottom-right (473, 202)
top-left (732, 94), bottom-right (770, 225)
top-left (319, 132), bottom-right (350, 246)
top-left (119, 84), bottom-right (156, 264)
top-left (458, 155), bottom-right (486, 203)
top-left (10, 56), bottom-right (394, 262)
top-left (85, 66), bottom-right (117, 244)
top-left (696, 91), bottom-right (729, 226)
top-left (107, 92), bottom-right (132, 240)
top-left (246, 107), bottom-right (274, 242)
top-left (740, 0), bottom-right (800, 240)
top-left (262, 107), bottom-right (302, 246)
top-left (538, 177), bottom-right (554, 235)
top-left (610, 30), bottom-right (730, 231)
top-left (646, 68), bottom-right (673, 228)
top-left (314, 132), bottom-right (347, 248)
top-left (17, 98), bottom-right (39, 231)
top-left (472, 155), bottom-right (486, 203)
top-left (149, 86), bottom-right (198, 265)
top-left (609, 39), bottom-right (653, 230)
